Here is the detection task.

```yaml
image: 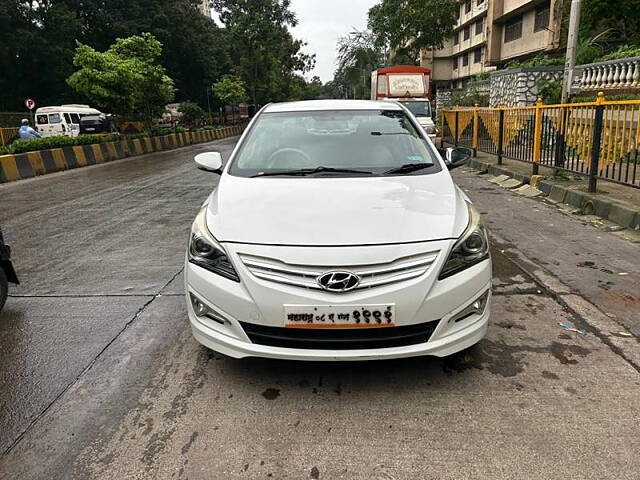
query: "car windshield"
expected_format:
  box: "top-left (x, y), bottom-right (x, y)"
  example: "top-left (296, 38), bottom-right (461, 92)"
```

top-left (400, 101), bottom-right (432, 118)
top-left (229, 109), bottom-right (441, 177)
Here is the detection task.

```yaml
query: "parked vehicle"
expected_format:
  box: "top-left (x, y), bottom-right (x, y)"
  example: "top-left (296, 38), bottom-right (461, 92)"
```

top-left (0, 227), bottom-right (19, 313)
top-left (185, 100), bottom-right (490, 361)
top-left (79, 114), bottom-right (119, 136)
top-left (371, 66), bottom-right (436, 140)
top-left (35, 105), bottom-right (102, 138)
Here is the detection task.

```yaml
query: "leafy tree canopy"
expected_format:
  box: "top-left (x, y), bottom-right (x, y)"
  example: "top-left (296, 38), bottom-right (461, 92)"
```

top-left (0, 0), bottom-right (229, 110)
top-left (334, 30), bottom-right (384, 100)
top-left (212, 75), bottom-right (247, 107)
top-left (178, 102), bottom-right (206, 125)
top-left (212, 0), bottom-right (315, 106)
top-left (67, 33), bottom-right (175, 121)
top-left (368, 0), bottom-right (458, 63)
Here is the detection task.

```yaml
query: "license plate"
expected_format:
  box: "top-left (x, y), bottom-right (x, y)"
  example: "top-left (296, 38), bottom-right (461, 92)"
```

top-left (284, 305), bottom-right (395, 328)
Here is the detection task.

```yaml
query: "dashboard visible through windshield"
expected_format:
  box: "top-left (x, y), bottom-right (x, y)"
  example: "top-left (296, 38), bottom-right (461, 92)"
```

top-left (228, 109), bottom-right (441, 178)
top-left (400, 101), bottom-right (432, 118)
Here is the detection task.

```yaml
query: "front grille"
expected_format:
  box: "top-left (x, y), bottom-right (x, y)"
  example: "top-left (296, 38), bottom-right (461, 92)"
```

top-left (238, 251), bottom-right (439, 292)
top-left (240, 321), bottom-right (439, 350)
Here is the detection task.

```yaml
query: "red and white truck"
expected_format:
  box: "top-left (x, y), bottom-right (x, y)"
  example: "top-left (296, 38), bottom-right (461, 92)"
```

top-left (371, 66), bottom-right (436, 140)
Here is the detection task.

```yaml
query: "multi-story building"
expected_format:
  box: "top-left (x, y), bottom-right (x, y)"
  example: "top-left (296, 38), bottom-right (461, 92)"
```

top-left (425, 0), bottom-right (562, 89)
top-left (429, 0), bottom-right (492, 89)
top-left (485, 0), bottom-right (562, 67)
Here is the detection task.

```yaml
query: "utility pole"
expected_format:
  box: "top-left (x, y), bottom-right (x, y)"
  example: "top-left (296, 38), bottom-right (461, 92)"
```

top-left (561, 0), bottom-right (582, 104)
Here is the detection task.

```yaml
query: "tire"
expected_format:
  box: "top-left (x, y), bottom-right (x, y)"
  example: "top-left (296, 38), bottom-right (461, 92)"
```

top-left (0, 268), bottom-right (7, 313)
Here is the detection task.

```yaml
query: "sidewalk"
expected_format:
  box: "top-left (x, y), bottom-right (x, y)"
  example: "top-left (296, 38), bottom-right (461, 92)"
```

top-left (441, 141), bottom-right (640, 232)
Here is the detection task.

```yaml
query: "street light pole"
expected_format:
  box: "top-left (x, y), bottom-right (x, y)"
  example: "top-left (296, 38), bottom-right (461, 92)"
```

top-left (561, 0), bottom-right (582, 104)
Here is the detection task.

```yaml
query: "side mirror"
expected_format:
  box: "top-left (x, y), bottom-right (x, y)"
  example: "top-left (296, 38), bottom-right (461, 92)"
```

top-left (444, 147), bottom-right (472, 170)
top-left (195, 152), bottom-right (223, 174)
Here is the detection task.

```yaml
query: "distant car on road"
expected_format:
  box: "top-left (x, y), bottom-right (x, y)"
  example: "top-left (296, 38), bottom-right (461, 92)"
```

top-left (0, 227), bottom-right (19, 313)
top-left (185, 100), bottom-right (491, 361)
top-left (35, 104), bottom-right (101, 138)
top-left (79, 114), bottom-right (119, 136)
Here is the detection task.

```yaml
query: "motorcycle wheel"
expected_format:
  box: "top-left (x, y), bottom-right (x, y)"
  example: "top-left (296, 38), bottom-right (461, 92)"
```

top-left (0, 268), bottom-right (7, 313)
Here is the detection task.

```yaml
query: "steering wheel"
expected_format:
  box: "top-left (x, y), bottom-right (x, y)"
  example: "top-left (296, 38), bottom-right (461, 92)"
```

top-left (266, 148), bottom-right (312, 169)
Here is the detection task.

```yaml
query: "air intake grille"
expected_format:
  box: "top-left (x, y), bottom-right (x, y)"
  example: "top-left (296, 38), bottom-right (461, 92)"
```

top-left (239, 251), bottom-right (439, 292)
top-left (240, 320), bottom-right (439, 350)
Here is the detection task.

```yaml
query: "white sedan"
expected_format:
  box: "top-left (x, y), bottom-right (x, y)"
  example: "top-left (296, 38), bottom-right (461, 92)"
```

top-left (185, 100), bottom-right (491, 361)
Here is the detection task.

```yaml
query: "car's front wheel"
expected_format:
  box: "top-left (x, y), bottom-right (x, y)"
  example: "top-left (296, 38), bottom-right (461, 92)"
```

top-left (0, 268), bottom-right (8, 313)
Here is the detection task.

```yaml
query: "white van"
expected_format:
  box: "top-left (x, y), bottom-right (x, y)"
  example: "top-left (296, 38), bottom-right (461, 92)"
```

top-left (35, 105), bottom-right (102, 137)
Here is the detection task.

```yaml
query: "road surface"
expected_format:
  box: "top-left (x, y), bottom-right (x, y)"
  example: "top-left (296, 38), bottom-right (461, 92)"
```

top-left (0, 138), bottom-right (639, 479)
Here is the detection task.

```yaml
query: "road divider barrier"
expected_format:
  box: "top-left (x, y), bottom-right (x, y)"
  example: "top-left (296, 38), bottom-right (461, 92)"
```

top-left (0, 125), bottom-right (245, 183)
top-left (441, 93), bottom-right (640, 191)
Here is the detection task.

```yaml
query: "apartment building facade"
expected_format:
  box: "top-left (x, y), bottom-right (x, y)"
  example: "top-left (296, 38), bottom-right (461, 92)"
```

top-left (425, 0), bottom-right (562, 88)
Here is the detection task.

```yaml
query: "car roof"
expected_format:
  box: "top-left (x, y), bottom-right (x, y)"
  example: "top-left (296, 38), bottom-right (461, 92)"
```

top-left (263, 100), bottom-right (403, 114)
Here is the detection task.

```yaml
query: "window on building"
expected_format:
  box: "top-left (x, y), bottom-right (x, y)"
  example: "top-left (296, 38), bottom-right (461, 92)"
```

top-left (474, 48), bottom-right (482, 63)
top-left (454, 31), bottom-right (459, 45)
top-left (504, 15), bottom-right (523, 42)
top-left (477, 0), bottom-right (485, 4)
top-left (453, 57), bottom-right (458, 70)
top-left (464, 0), bottom-right (471, 14)
top-left (534, 4), bottom-right (550, 32)
top-left (463, 26), bottom-right (470, 41)
top-left (475, 18), bottom-right (484, 35)
top-left (462, 54), bottom-right (469, 67)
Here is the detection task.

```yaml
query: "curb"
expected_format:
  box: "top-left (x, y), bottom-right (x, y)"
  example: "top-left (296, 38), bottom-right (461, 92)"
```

top-left (465, 158), bottom-right (640, 231)
top-left (0, 125), bottom-right (245, 184)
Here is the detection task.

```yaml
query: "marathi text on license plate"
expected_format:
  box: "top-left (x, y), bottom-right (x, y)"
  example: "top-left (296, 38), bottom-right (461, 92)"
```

top-left (284, 305), bottom-right (395, 328)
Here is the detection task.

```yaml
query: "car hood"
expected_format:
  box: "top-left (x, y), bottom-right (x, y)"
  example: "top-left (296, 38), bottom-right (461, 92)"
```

top-left (206, 172), bottom-right (469, 246)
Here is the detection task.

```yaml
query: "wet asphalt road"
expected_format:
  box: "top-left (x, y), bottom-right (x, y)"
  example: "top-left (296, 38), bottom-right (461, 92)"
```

top-left (0, 140), bottom-right (639, 479)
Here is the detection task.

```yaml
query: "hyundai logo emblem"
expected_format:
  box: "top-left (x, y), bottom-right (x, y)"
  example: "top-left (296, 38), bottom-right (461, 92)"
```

top-left (317, 271), bottom-right (360, 292)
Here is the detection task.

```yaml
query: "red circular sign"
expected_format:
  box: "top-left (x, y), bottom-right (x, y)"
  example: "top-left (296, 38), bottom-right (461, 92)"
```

top-left (25, 98), bottom-right (36, 110)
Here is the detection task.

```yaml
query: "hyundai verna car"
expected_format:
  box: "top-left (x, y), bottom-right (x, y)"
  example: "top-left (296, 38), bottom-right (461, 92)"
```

top-left (185, 100), bottom-right (491, 361)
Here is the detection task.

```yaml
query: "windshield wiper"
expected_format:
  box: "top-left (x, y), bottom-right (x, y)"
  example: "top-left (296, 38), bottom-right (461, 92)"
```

top-left (251, 166), bottom-right (375, 177)
top-left (383, 163), bottom-right (434, 175)
top-left (370, 131), bottom-right (410, 136)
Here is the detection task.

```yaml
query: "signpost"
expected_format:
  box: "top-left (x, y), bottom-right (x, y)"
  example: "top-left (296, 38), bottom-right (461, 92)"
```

top-left (25, 98), bottom-right (36, 126)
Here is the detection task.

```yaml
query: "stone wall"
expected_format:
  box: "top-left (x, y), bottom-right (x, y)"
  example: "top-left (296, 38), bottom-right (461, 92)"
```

top-left (435, 80), bottom-right (491, 119)
top-left (489, 66), bottom-right (563, 107)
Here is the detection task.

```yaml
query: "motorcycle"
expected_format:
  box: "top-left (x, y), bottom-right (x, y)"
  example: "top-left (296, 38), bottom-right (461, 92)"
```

top-left (0, 227), bottom-right (19, 312)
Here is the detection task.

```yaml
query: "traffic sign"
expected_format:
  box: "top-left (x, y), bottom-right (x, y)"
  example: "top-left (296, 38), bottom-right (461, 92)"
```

top-left (25, 98), bottom-right (36, 110)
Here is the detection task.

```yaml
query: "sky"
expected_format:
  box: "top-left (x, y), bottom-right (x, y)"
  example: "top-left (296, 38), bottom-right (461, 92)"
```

top-left (289, 0), bottom-right (380, 83)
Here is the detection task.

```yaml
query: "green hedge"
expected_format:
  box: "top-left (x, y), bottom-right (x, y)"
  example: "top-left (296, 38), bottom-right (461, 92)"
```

top-left (0, 126), bottom-right (205, 155)
top-left (1, 134), bottom-right (121, 155)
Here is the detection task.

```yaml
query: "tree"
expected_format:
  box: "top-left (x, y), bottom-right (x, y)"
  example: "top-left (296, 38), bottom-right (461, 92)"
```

top-left (368, 0), bottom-right (458, 62)
top-left (212, 75), bottom-right (247, 122)
top-left (212, 0), bottom-right (315, 106)
top-left (67, 33), bottom-right (175, 122)
top-left (580, 0), bottom-right (640, 46)
top-left (0, 0), bottom-right (229, 111)
top-left (335, 31), bottom-right (384, 99)
top-left (178, 102), bottom-right (206, 126)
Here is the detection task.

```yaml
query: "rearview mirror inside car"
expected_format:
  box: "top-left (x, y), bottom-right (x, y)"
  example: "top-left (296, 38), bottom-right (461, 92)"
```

top-left (195, 152), bottom-right (223, 174)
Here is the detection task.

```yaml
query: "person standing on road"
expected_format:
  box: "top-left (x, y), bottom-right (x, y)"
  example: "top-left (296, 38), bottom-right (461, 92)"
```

top-left (18, 119), bottom-right (41, 140)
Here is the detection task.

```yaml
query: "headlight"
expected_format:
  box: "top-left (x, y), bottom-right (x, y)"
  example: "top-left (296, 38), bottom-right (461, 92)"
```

top-left (424, 125), bottom-right (436, 135)
top-left (439, 203), bottom-right (489, 279)
top-left (188, 206), bottom-right (240, 282)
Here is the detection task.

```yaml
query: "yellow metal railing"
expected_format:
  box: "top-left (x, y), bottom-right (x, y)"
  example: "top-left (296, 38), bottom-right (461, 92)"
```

top-left (440, 93), bottom-right (640, 190)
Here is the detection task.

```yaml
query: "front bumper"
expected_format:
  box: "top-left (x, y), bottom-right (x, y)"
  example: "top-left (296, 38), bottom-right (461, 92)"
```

top-left (185, 240), bottom-right (491, 361)
top-left (189, 303), bottom-right (489, 361)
